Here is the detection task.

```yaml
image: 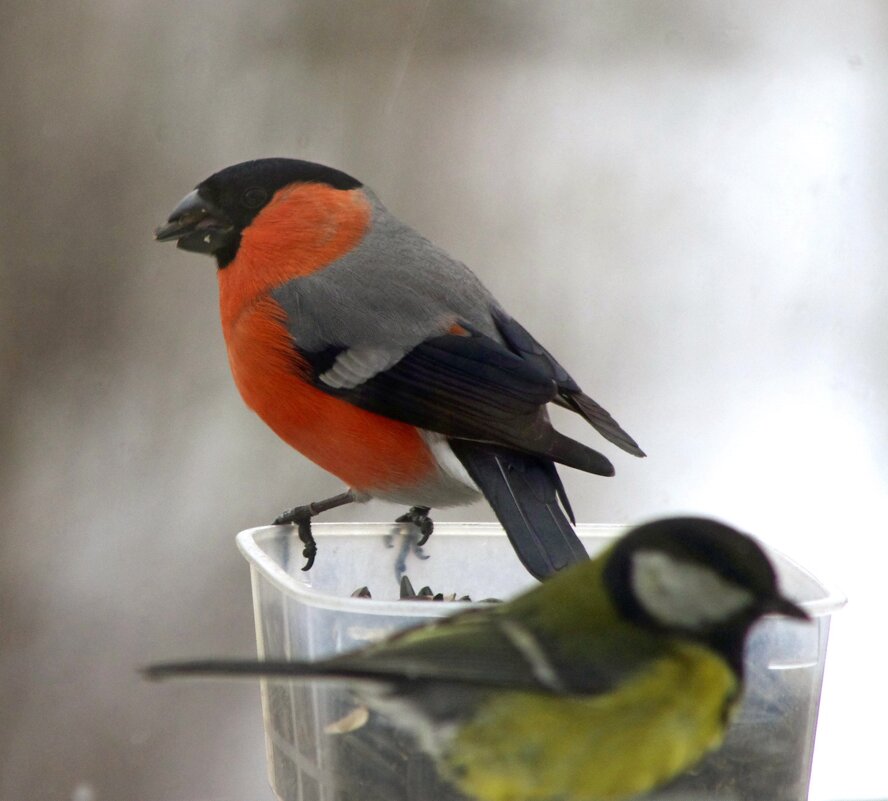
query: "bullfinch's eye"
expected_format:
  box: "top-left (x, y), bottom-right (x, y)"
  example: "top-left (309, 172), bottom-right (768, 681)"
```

top-left (242, 187), bottom-right (268, 208)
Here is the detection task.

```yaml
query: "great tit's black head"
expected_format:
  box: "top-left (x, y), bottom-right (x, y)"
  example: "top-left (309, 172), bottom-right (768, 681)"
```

top-left (154, 158), bottom-right (363, 267)
top-left (603, 517), bottom-right (808, 672)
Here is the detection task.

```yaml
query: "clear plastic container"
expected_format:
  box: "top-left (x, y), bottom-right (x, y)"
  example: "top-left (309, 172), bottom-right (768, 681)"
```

top-left (237, 522), bottom-right (845, 801)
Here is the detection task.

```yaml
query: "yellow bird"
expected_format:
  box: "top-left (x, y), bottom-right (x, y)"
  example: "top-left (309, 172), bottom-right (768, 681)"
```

top-left (146, 517), bottom-right (808, 801)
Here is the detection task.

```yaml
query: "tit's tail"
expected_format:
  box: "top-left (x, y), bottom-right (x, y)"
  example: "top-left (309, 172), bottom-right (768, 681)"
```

top-left (143, 660), bottom-right (325, 681)
top-left (449, 440), bottom-right (588, 580)
top-left (144, 659), bottom-right (406, 685)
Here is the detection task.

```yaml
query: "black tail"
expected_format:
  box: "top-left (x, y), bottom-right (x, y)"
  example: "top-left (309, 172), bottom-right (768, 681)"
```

top-left (143, 659), bottom-right (325, 681)
top-left (546, 430), bottom-right (615, 476)
top-left (145, 659), bottom-right (396, 685)
top-left (449, 440), bottom-right (588, 580)
top-left (560, 392), bottom-right (646, 458)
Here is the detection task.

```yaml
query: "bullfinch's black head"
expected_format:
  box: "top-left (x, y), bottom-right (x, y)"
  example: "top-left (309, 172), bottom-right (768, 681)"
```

top-left (602, 517), bottom-right (809, 674)
top-left (155, 158), bottom-right (363, 266)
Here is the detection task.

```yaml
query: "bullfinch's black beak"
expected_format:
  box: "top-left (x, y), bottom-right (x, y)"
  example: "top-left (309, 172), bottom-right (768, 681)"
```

top-left (155, 189), bottom-right (235, 254)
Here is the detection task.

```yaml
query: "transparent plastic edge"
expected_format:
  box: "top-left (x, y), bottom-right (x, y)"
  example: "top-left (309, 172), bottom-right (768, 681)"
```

top-left (235, 522), bottom-right (846, 618)
top-left (755, 539), bottom-right (847, 617)
top-left (236, 523), bottom-right (488, 617)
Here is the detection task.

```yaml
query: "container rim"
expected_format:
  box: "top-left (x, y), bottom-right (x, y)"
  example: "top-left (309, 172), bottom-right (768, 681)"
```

top-left (236, 522), bottom-right (847, 618)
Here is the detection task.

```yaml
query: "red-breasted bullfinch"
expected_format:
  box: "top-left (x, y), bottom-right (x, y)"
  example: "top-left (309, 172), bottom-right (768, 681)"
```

top-left (155, 158), bottom-right (645, 580)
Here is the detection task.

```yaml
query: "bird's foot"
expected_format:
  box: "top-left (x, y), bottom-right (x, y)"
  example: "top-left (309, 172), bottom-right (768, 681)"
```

top-left (273, 506), bottom-right (317, 571)
top-left (388, 506), bottom-right (434, 577)
top-left (395, 506), bottom-right (434, 546)
top-left (273, 490), bottom-right (357, 572)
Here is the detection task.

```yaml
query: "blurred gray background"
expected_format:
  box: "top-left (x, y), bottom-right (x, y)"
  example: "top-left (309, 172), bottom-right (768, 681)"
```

top-left (2, 2), bottom-right (885, 799)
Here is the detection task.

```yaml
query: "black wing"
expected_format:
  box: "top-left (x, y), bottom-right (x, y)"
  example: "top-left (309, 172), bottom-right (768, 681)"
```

top-left (491, 309), bottom-right (645, 457)
top-left (302, 327), bottom-right (614, 475)
top-left (145, 608), bottom-right (653, 697)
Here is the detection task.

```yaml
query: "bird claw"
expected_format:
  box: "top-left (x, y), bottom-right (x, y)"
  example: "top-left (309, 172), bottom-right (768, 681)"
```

top-left (273, 505), bottom-right (317, 571)
top-left (297, 519), bottom-right (317, 571)
top-left (396, 506), bottom-right (434, 546)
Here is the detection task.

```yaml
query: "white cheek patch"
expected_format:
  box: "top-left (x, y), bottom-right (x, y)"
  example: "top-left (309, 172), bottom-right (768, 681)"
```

top-left (630, 550), bottom-right (755, 630)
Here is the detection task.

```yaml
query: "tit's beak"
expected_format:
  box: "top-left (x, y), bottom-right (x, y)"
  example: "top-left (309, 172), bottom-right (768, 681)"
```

top-left (154, 189), bottom-right (234, 255)
top-left (763, 593), bottom-right (810, 621)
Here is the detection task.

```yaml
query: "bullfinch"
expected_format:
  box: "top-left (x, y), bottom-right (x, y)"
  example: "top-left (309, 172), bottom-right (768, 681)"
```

top-left (146, 517), bottom-right (810, 801)
top-left (155, 158), bottom-right (644, 580)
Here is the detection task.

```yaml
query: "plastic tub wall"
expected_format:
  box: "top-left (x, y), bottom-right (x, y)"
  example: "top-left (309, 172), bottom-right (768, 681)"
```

top-left (237, 523), bottom-right (844, 801)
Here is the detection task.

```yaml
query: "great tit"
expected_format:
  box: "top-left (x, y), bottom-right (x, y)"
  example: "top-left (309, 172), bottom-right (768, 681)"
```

top-left (145, 517), bottom-right (809, 801)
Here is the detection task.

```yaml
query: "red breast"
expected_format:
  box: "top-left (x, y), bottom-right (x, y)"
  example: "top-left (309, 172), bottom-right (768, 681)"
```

top-left (217, 183), bottom-right (437, 494)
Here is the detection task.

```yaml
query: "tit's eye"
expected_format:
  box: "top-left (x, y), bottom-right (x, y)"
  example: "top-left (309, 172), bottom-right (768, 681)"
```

top-left (242, 187), bottom-right (268, 208)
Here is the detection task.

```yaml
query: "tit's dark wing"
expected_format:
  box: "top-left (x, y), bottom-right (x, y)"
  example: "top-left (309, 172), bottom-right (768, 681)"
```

top-left (145, 610), bottom-right (653, 697)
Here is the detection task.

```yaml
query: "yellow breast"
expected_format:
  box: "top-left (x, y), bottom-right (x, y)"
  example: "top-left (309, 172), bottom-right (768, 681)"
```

top-left (444, 643), bottom-right (737, 801)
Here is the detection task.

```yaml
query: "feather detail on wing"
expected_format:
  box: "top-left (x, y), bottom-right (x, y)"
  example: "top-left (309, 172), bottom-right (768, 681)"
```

top-left (319, 345), bottom-right (409, 389)
top-left (298, 330), bottom-right (615, 476)
top-left (145, 611), bottom-right (647, 697)
top-left (491, 308), bottom-right (646, 457)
